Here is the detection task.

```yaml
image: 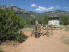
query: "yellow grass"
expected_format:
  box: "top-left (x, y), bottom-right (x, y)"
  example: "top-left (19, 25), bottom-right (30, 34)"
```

top-left (0, 46), bottom-right (2, 52)
top-left (60, 36), bottom-right (69, 45)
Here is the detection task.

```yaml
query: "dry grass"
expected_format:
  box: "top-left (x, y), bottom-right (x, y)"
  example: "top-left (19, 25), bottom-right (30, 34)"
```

top-left (22, 28), bottom-right (33, 32)
top-left (60, 36), bottom-right (69, 46)
top-left (64, 26), bottom-right (69, 32)
top-left (0, 46), bottom-right (3, 52)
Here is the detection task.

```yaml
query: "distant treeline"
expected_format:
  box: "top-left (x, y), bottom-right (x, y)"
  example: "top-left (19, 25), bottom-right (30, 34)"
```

top-left (22, 15), bottom-right (69, 26)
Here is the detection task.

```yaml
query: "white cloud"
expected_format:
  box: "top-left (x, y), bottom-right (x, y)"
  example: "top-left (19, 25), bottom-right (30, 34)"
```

top-left (35, 6), bottom-right (55, 12)
top-left (31, 4), bottom-right (36, 7)
top-left (35, 6), bottom-right (48, 11)
top-left (48, 6), bottom-right (55, 10)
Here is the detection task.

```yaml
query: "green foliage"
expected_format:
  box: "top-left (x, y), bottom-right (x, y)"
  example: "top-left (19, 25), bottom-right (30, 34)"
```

top-left (25, 18), bottom-right (32, 25)
top-left (16, 33), bottom-right (28, 43)
top-left (0, 9), bottom-right (25, 42)
top-left (40, 15), bottom-right (49, 24)
top-left (60, 16), bottom-right (69, 25)
top-left (22, 17), bottom-right (37, 26)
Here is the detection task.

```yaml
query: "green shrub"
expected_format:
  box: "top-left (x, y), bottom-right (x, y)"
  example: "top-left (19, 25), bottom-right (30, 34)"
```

top-left (0, 9), bottom-right (24, 42)
top-left (16, 33), bottom-right (28, 43)
top-left (60, 16), bottom-right (69, 25)
top-left (40, 15), bottom-right (49, 24)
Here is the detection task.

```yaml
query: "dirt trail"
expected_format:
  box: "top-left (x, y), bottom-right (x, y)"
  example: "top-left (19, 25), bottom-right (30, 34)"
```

top-left (2, 30), bottom-right (69, 52)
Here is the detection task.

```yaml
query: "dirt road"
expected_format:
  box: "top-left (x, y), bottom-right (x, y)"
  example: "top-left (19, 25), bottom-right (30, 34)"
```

top-left (2, 30), bottom-right (69, 52)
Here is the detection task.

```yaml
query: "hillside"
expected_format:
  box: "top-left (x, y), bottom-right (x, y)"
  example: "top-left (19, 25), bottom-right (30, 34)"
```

top-left (0, 5), bottom-right (69, 18)
top-left (0, 5), bottom-right (40, 19)
top-left (44, 10), bottom-right (69, 16)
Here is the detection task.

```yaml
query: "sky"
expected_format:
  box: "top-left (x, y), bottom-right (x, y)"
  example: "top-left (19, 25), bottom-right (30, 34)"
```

top-left (0, 0), bottom-right (69, 13)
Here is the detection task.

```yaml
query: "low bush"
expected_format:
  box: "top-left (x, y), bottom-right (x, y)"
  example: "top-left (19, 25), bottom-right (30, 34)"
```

top-left (16, 33), bottom-right (28, 43)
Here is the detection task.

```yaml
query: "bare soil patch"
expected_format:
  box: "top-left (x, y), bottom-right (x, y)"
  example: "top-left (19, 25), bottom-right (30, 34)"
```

top-left (2, 29), bottom-right (69, 52)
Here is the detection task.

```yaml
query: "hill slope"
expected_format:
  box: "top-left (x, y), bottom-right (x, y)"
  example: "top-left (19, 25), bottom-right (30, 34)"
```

top-left (0, 5), bottom-right (69, 18)
top-left (0, 5), bottom-right (40, 18)
top-left (44, 10), bottom-right (69, 16)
